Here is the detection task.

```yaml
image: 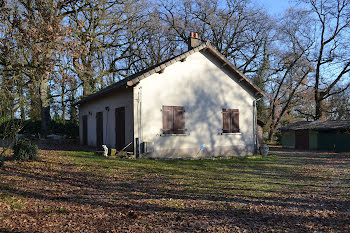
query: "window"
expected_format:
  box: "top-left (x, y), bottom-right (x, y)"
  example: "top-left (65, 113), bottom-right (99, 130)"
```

top-left (162, 106), bottom-right (185, 134)
top-left (222, 109), bottom-right (240, 133)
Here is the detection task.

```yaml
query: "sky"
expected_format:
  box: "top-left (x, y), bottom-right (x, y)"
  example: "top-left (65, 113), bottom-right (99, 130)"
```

top-left (253, 0), bottom-right (295, 15)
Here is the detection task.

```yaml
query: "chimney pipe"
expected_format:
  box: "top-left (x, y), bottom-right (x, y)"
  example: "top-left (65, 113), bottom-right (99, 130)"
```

top-left (188, 32), bottom-right (200, 50)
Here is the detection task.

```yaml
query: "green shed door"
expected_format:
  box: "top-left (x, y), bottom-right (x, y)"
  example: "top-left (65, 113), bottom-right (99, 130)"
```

top-left (295, 130), bottom-right (309, 150)
top-left (308, 131), bottom-right (318, 150)
top-left (282, 131), bottom-right (295, 149)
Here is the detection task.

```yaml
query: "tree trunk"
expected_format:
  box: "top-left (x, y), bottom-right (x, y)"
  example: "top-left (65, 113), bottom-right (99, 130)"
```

top-left (10, 100), bottom-right (15, 119)
top-left (83, 78), bottom-right (90, 97)
top-left (69, 81), bottom-right (78, 123)
top-left (18, 83), bottom-right (26, 121)
top-left (315, 99), bottom-right (322, 120)
top-left (268, 106), bottom-right (276, 142)
top-left (20, 104), bottom-right (25, 121)
top-left (40, 72), bottom-right (51, 138)
top-left (29, 96), bottom-right (41, 121)
top-left (61, 86), bottom-right (66, 120)
top-left (315, 91), bottom-right (324, 120)
top-left (268, 122), bottom-right (276, 142)
top-left (29, 81), bottom-right (41, 121)
top-left (69, 93), bottom-right (77, 123)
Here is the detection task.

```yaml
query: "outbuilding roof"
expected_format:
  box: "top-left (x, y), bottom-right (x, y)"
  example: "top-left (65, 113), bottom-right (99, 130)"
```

top-left (77, 41), bottom-right (266, 105)
top-left (280, 120), bottom-right (350, 131)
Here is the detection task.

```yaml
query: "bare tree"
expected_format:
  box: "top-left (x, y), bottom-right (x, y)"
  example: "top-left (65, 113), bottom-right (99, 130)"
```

top-left (266, 8), bottom-right (314, 141)
top-left (299, 0), bottom-right (350, 120)
top-left (159, 0), bottom-right (273, 75)
top-left (324, 87), bottom-right (350, 120)
top-left (7, 0), bottom-right (80, 137)
top-left (67, 0), bottom-right (148, 96)
top-left (0, 2), bottom-right (24, 162)
top-left (129, 8), bottom-right (181, 71)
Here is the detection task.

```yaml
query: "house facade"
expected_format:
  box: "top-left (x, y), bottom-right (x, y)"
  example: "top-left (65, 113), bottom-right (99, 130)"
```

top-left (78, 35), bottom-right (265, 158)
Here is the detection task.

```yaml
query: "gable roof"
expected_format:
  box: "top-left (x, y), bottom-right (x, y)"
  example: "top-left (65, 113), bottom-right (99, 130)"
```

top-left (77, 41), bottom-right (266, 105)
top-left (280, 120), bottom-right (350, 132)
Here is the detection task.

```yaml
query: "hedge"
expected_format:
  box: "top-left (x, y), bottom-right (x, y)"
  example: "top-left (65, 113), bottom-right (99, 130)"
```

top-left (0, 119), bottom-right (79, 139)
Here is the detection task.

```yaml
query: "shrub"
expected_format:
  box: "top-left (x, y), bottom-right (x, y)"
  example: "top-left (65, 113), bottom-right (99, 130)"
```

top-left (274, 131), bottom-right (282, 145)
top-left (0, 118), bottom-right (23, 138)
top-left (20, 120), bottom-right (41, 136)
top-left (20, 119), bottom-right (79, 139)
top-left (13, 138), bottom-right (38, 161)
top-left (0, 155), bottom-right (4, 167)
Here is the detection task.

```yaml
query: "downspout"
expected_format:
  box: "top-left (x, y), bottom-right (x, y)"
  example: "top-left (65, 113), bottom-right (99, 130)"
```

top-left (138, 86), bottom-right (142, 158)
top-left (105, 106), bottom-right (109, 147)
top-left (254, 98), bottom-right (262, 154)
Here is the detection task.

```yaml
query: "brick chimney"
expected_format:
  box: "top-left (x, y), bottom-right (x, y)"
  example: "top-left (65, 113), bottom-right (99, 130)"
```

top-left (188, 32), bottom-right (200, 50)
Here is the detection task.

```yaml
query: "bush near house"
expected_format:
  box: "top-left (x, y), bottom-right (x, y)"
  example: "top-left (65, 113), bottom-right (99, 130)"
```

top-left (12, 138), bottom-right (38, 161)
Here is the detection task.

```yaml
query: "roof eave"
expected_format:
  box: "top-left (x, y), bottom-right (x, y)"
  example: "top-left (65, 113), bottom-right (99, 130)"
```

top-left (76, 81), bottom-right (129, 105)
top-left (126, 42), bottom-right (210, 87)
top-left (77, 40), bottom-right (266, 105)
top-left (204, 44), bottom-right (266, 98)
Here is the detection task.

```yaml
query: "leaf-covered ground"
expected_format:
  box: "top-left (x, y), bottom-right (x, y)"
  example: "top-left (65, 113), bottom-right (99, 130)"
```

top-left (0, 148), bottom-right (349, 232)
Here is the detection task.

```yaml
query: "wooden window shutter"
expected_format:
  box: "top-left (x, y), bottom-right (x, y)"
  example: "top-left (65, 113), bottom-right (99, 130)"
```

top-left (231, 109), bottom-right (240, 133)
top-left (174, 106), bottom-right (185, 134)
top-left (162, 106), bottom-right (173, 134)
top-left (222, 109), bottom-right (230, 133)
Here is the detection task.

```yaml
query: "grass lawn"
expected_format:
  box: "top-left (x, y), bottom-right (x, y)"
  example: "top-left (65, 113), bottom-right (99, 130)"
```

top-left (0, 149), bottom-right (349, 232)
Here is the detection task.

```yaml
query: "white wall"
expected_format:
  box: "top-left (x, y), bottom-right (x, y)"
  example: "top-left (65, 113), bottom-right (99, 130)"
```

top-left (79, 87), bottom-right (133, 149)
top-left (134, 51), bottom-right (256, 158)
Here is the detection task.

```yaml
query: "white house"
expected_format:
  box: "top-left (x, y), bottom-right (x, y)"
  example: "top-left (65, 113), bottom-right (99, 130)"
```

top-left (77, 33), bottom-right (265, 158)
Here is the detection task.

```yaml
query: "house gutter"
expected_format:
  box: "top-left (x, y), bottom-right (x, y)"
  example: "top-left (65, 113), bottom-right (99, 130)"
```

top-left (137, 86), bottom-right (142, 158)
top-left (254, 98), bottom-right (262, 154)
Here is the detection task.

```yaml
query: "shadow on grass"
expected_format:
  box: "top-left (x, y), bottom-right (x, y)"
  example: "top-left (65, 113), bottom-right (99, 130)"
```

top-left (0, 148), bottom-right (349, 231)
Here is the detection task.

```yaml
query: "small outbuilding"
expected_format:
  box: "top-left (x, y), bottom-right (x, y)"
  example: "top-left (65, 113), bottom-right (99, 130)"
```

top-left (280, 120), bottom-right (350, 152)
